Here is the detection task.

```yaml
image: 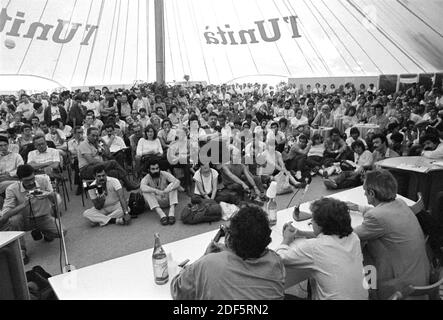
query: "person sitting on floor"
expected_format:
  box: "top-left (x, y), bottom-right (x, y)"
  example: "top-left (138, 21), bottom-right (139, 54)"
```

top-left (0, 164), bottom-right (65, 265)
top-left (82, 165), bottom-right (131, 227)
top-left (323, 140), bottom-right (373, 190)
top-left (257, 138), bottom-right (301, 188)
top-left (346, 127), bottom-right (367, 148)
top-left (170, 205), bottom-right (285, 300)
top-left (276, 198), bottom-right (368, 300)
top-left (140, 158), bottom-right (180, 226)
top-left (348, 169), bottom-right (430, 300)
top-left (193, 162), bottom-right (219, 201)
top-left (215, 155), bottom-right (266, 204)
top-left (322, 128), bottom-right (352, 178)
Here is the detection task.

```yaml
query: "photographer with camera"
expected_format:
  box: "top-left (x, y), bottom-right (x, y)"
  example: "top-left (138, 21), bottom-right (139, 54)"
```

top-left (82, 165), bottom-right (131, 227)
top-left (0, 164), bottom-right (65, 264)
top-left (170, 205), bottom-right (285, 300)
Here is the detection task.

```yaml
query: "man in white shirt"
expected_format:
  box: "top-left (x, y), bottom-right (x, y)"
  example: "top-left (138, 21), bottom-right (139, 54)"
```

top-left (16, 94), bottom-right (34, 121)
top-left (27, 135), bottom-right (61, 178)
top-left (132, 89), bottom-right (151, 114)
top-left (276, 197), bottom-right (368, 300)
top-left (102, 124), bottom-right (127, 167)
top-left (83, 93), bottom-right (101, 117)
top-left (83, 165), bottom-right (131, 227)
top-left (45, 120), bottom-right (67, 159)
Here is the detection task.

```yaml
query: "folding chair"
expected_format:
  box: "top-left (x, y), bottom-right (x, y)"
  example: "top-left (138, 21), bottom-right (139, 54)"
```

top-left (81, 179), bottom-right (95, 207)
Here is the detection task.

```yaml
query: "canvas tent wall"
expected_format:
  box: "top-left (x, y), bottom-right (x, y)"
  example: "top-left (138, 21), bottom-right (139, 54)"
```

top-left (0, 0), bottom-right (442, 91)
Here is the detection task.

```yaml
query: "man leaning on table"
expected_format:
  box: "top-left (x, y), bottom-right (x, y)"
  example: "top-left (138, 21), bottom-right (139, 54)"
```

top-left (170, 205), bottom-right (285, 300)
top-left (275, 198), bottom-right (368, 300)
top-left (348, 169), bottom-right (430, 300)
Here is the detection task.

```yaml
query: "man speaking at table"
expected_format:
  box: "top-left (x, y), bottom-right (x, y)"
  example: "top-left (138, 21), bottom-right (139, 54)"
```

top-left (349, 169), bottom-right (430, 299)
top-left (170, 205), bottom-right (285, 300)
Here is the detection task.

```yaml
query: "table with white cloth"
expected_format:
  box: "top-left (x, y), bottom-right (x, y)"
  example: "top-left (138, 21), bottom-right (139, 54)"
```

top-left (352, 124), bottom-right (380, 139)
top-left (48, 187), bottom-right (413, 300)
top-left (377, 156), bottom-right (443, 220)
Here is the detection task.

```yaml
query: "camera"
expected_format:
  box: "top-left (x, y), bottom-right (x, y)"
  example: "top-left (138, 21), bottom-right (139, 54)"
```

top-left (28, 189), bottom-right (43, 196)
top-left (84, 183), bottom-right (104, 194)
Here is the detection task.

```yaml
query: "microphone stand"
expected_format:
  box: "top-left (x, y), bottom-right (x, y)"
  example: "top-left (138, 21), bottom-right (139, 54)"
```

top-left (53, 193), bottom-right (75, 273)
top-left (293, 178), bottom-right (312, 221)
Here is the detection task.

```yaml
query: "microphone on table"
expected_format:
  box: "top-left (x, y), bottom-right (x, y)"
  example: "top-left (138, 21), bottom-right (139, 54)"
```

top-left (293, 177), bottom-right (313, 222)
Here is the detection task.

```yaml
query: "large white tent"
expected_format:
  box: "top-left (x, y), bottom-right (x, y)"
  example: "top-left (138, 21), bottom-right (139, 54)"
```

top-left (0, 0), bottom-right (442, 91)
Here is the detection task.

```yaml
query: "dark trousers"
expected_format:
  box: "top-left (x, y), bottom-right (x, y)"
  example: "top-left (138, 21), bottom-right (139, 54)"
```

top-left (285, 154), bottom-right (307, 172)
top-left (305, 156), bottom-right (323, 170)
top-left (332, 171), bottom-right (362, 189)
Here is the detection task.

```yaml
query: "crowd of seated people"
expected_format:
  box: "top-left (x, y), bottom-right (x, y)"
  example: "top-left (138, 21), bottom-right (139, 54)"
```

top-left (0, 81), bottom-right (442, 293)
top-left (1, 81), bottom-right (442, 200)
top-left (1, 81), bottom-right (442, 196)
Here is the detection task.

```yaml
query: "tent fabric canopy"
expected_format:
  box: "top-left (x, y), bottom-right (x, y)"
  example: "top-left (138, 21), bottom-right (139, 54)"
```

top-left (0, 0), bottom-right (442, 90)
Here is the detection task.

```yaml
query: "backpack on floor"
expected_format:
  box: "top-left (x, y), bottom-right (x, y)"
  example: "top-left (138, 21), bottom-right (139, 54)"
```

top-left (128, 192), bottom-right (146, 216)
top-left (181, 197), bottom-right (222, 225)
top-left (26, 266), bottom-right (56, 300)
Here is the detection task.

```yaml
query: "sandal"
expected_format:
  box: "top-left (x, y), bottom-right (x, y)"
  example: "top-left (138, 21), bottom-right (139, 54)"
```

top-left (160, 216), bottom-right (169, 226)
top-left (168, 216), bottom-right (176, 225)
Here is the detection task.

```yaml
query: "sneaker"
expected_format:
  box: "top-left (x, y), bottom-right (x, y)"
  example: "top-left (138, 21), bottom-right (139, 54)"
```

top-left (323, 179), bottom-right (338, 190)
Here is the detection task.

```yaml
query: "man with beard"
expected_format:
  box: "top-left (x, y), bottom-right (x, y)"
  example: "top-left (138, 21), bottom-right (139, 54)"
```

top-left (44, 95), bottom-right (67, 125)
top-left (140, 158), bottom-right (180, 226)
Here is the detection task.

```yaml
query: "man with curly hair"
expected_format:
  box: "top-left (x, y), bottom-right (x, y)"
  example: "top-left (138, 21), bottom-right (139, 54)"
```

top-left (170, 205), bottom-right (285, 300)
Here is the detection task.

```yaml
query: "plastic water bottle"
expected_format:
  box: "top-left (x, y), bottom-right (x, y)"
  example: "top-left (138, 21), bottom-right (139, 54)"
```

top-left (267, 197), bottom-right (277, 226)
top-left (152, 233), bottom-right (169, 285)
top-left (265, 181), bottom-right (278, 226)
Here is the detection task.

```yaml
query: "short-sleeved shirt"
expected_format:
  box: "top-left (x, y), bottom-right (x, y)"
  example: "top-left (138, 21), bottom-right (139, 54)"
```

top-left (27, 147), bottom-right (60, 165)
top-left (0, 152), bottom-right (24, 177)
top-left (78, 140), bottom-right (103, 169)
top-left (88, 177), bottom-right (122, 208)
top-left (1, 174), bottom-right (54, 218)
top-left (193, 169), bottom-right (218, 196)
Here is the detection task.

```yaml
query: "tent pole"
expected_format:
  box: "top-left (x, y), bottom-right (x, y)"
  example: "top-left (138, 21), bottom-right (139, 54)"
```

top-left (154, 0), bottom-right (165, 84)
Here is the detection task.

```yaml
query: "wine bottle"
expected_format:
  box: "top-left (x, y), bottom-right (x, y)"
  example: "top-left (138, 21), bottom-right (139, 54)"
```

top-left (152, 233), bottom-right (169, 285)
